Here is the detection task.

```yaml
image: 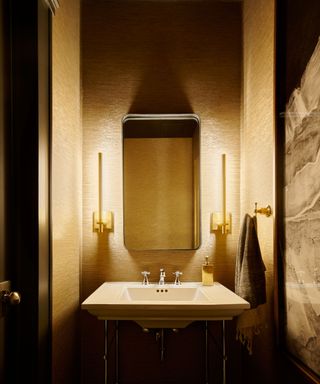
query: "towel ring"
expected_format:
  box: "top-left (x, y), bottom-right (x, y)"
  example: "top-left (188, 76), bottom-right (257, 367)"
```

top-left (254, 202), bottom-right (272, 217)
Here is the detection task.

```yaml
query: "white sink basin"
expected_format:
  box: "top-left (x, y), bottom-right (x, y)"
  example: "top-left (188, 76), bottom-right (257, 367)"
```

top-left (121, 285), bottom-right (209, 302)
top-left (81, 282), bottom-right (250, 328)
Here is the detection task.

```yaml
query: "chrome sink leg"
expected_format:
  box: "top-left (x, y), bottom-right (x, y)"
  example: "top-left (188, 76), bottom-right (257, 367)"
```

top-left (104, 320), bottom-right (108, 384)
top-left (160, 328), bottom-right (165, 362)
top-left (104, 320), bottom-right (119, 384)
top-left (205, 321), bottom-right (209, 384)
top-left (155, 329), bottom-right (166, 361)
top-left (116, 320), bottom-right (119, 384)
top-left (222, 320), bottom-right (226, 384)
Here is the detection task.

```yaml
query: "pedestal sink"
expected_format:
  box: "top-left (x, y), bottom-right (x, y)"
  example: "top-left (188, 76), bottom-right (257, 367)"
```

top-left (81, 281), bottom-right (250, 328)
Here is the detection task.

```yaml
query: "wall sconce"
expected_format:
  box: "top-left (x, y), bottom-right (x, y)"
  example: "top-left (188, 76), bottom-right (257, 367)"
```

top-left (211, 154), bottom-right (232, 235)
top-left (93, 152), bottom-right (113, 233)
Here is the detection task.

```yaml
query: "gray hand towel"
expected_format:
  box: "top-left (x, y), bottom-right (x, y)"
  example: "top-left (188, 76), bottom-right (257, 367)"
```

top-left (235, 214), bottom-right (267, 354)
top-left (235, 213), bottom-right (266, 308)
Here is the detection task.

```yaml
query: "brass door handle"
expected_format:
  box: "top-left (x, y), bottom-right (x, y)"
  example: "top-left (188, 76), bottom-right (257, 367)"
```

top-left (0, 280), bottom-right (21, 317)
top-left (2, 290), bottom-right (21, 306)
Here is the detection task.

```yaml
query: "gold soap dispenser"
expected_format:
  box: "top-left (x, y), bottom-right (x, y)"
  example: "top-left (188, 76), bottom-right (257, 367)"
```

top-left (202, 256), bottom-right (214, 286)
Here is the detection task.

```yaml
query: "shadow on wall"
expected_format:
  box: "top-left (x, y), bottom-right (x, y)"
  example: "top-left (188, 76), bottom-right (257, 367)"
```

top-left (128, 47), bottom-right (193, 114)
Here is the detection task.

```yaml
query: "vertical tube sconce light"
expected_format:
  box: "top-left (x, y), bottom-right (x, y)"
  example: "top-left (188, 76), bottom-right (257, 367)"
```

top-left (93, 152), bottom-right (113, 233)
top-left (211, 154), bottom-right (232, 235)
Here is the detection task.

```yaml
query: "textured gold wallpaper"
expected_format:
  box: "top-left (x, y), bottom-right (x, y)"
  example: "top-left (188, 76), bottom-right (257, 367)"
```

top-left (52, 0), bottom-right (81, 383)
top-left (241, 0), bottom-right (275, 381)
top-left (81, 0), bottom-right (242, 295)
top-left (50, 0), bottom-right (277, 382)
top-left (81, 2), bottom-right (241, 382)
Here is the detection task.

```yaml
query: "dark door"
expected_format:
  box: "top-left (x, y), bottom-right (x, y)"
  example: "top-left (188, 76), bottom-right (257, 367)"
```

top-left (0, 2), bottom-right (9, 382)
top-left (0, 1), bottom-right (51, 383)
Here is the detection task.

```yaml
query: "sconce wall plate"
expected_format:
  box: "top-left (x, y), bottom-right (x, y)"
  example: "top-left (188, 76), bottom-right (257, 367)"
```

top-left (210, 212), bottom-right (232, 235)
top-left (93, 211), bottom-right (113, 233)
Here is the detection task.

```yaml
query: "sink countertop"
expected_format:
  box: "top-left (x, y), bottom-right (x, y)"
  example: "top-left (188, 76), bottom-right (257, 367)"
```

top-left (81, 281), bottom-right (250, 328)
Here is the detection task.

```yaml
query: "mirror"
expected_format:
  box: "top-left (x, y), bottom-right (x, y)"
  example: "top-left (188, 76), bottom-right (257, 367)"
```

top-left (122, 114), bottom-right (200, 250)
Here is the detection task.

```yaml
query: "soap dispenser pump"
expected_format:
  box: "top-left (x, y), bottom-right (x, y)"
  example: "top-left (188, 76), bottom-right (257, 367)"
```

top-left (202, 256), bottom-right (214, 286)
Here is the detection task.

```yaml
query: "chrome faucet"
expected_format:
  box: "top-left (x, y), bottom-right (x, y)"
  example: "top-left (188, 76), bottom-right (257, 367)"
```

top-left (173, 271), bottom-right (183, 285)
top-left (159, 268), bottom-right (166, 285)
top-left (141, 271), bottom-right (150, 285)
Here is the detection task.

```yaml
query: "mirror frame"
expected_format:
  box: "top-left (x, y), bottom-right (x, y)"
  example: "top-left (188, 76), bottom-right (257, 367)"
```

top-left (122, 113), bottom-right (201, 251)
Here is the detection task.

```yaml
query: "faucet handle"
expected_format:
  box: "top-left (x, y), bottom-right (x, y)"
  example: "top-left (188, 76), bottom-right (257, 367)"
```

top-left (141, 271), bottom-right (150, 285)
top-left (173, 271), bottom-right (183, 285)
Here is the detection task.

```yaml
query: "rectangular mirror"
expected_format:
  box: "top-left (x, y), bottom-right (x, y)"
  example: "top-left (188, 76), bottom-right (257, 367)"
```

top-left (122, 114), bottom-right (200, 250)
